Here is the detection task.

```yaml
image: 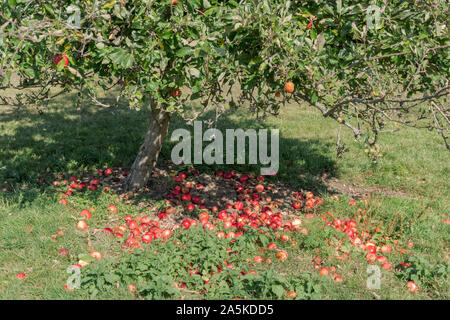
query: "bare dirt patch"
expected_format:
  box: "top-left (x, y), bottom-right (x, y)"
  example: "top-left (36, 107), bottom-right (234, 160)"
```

top-left (322, 176), bottom-right (412, 199)
top-left (88, 164), bottom-right (318, 231)
top-left (53, 164), bottom-right (413, 234)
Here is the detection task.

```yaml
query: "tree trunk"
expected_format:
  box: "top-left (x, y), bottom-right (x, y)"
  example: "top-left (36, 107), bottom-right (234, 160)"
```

top-left (125, 105), bottom-right (172, 191)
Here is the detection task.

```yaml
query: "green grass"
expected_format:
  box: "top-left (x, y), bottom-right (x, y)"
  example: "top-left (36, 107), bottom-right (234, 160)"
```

top-left (0, 91), bottom-right (448, 299)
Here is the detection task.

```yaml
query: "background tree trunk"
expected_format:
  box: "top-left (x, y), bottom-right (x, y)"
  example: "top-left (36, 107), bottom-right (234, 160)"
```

top-left (125, 104), bottom-right (172, 191)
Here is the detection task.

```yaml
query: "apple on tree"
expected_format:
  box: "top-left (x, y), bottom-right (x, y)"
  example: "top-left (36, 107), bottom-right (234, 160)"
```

top-left (54, 53), bottom-right (69, 68)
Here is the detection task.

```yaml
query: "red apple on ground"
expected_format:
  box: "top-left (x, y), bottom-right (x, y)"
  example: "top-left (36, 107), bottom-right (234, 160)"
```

top-left (142, 233), bottom-right (154, 243)
top-left (382, 262), bottom-right (392, 270)
top-left (255, 184), bottom-right (264, 193)
top-left (377, 256), bottom-right (387, 264)
top-left (58, 248), bottom-right (69, 257)
top-left (406, 281), bottom-right (419, 293)
top-left (254, 256), bottom-right (264, 264)
top-left (182, 220), bottom-right (191, 230)
top-left (76, 220), bottom-right (88, 230)
top-left (90, 251), bottom-right (102, 261)
top-left (161, 228), bottom-right (172, 239)
top-left (276, 251), bottom-right (288, 262)
top-left (128, 220), bottom-right (138, 230)
top-left (381, 245), bottom-right (392, 254)
top-left (80, 209), bottom-right (92, 220)
top-left (16, 272), bottom-right (26, 280)
top-left (366, 253), bottom-right (377, 263)
top-left (216, 231), bottom-right (226, 239)
top-left (319, 267), bottom-right (329, 277)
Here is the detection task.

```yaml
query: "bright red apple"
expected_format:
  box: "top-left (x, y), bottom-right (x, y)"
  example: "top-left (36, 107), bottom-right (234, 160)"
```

top-left (181, 219), bottom-right (191, 230)
top-left (90, 251), bottom-right (102, 261)
top-left (80, 209), bottom-right (92, 220)
top-left (16, 272), bottom-right (26, 280)
top-left (318, 267), bottom-right (329, 277)
top-left (255, 184), bottom-right (264, 193)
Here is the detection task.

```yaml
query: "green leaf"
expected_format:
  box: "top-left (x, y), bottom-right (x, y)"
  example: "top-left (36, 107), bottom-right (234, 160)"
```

top-left (56, 60), bottom-right (65, 71)
top-left (104, 273), bottom-right (120, 284)
top-left (192, 80), bottom-right (202, 94)
top-left (188, 67), bottom-right (200, 78)
top-left (43, 4), bottom-right (55, 17)
top-left (24, 68), bottom-right (36, 77)
top-left (213, 47), bottom-right (226, 56)
top-left (258, 233), bottom-right (269, 247)
top-left (361, 133), bottom-right (370, 144)
top-left (109, 49), bottom-right (134, 68)
top-left (78, 253), bottom-right (95, 263)
top-left (337, 0), bottom-right (342, 14)
top-left (122, 54), bottom-right (135, 68)
top-left (102, 0), bottom-right (116, 10)
top-left (146, 81), bottom-right (159, 92)
top-left (316, 33), bottom-right (326, 51)
top-left (203, 0), bottom-right (212, 9)
top-left (310, 28), bottom-right (317, 40)
top-left (176, 47), bottom-right (193, 57)
top-left (311, 91), bottom-right (318, 104)
top-left (271, 284), bottom-right (285, 298)
top-left (109, 49), bottom-right (124, 65)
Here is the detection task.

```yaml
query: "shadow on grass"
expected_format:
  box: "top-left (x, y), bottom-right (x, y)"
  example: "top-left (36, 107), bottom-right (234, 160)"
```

top-left (165, 109), bottom-right (337, 192)
top-left (0, 94), bottom-right (337, 204)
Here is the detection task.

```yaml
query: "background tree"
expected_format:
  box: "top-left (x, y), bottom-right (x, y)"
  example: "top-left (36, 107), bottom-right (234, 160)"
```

top-left (1, 0), bottom-right (448, 191)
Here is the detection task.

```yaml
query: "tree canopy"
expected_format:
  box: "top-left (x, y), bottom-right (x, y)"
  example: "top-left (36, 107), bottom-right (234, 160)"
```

top-left (1, 0), bottom-right (448, 188)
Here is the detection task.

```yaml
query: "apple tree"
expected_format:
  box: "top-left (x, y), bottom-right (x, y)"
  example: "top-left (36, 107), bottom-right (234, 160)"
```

top-left (0, 0), bottom-right (448, 191)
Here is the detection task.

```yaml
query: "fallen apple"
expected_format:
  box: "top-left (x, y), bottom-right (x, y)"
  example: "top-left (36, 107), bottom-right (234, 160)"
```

top-left (76, 220), bottom-right (88, 230)
top-left (318, 267), bottom-right (329, 277)
top-left (89, 251), bottom-right (102, 261)
top-left (16, 272), bottom-right (26, 280)
top-left (58, 248), bottom-right (69, 257)
top-left (276, 250), bottom-right (288, 262)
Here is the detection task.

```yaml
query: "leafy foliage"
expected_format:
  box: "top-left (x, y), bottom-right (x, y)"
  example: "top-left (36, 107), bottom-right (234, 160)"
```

top-left (1, 0), bottom-right (448, 157)
top-left (81, 225), bottom-right (321, 299)
top-left (396, 255), bottom-right (450, 292)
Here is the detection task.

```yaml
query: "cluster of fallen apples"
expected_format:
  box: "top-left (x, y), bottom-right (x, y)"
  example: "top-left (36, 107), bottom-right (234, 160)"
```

top-left (18, 166), bottom-right (421, 295)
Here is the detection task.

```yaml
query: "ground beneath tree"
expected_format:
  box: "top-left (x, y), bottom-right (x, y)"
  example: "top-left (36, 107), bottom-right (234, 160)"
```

top-left (41, 163), bottom-right (415, 231)
top-left (321, 175), bottom-right (411, 199)
top-left (101, 164), bottom-right (315, 230)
